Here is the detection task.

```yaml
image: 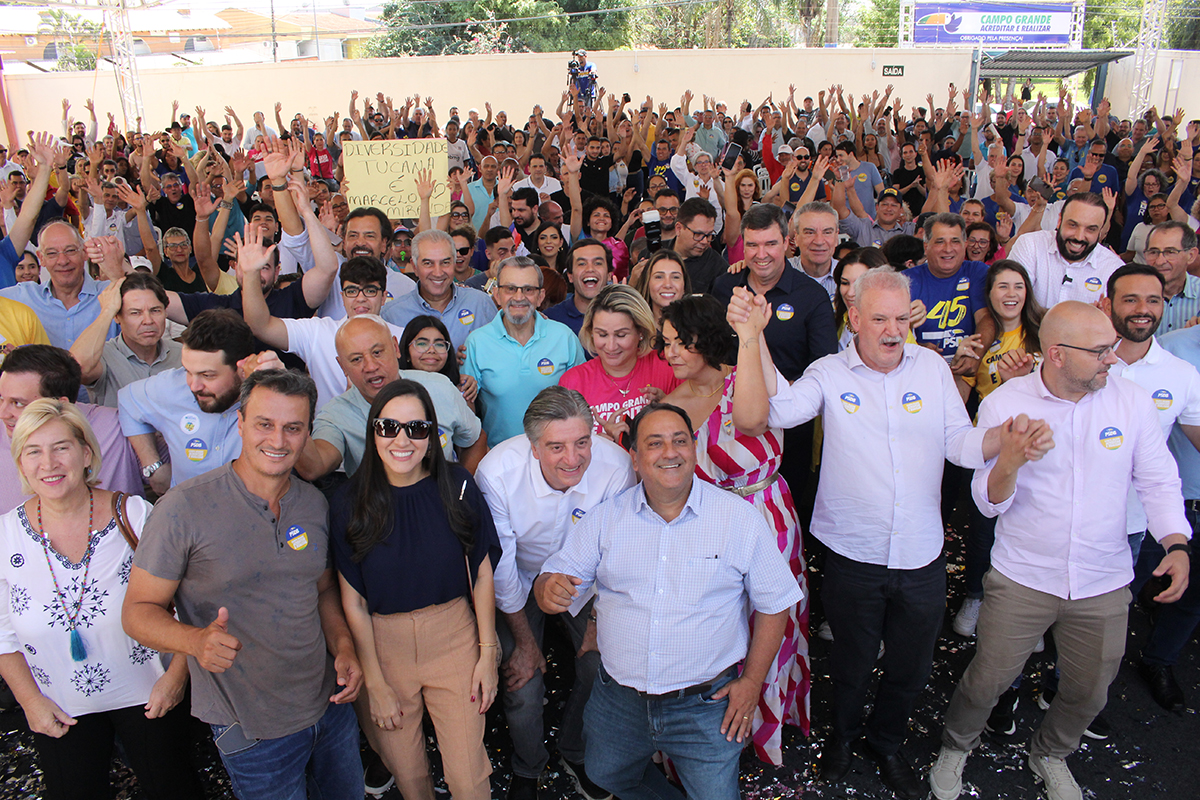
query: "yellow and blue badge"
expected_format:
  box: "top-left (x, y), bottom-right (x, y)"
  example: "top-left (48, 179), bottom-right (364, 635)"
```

top-left (956, 277), bottom-right (970, 291)
top-left (184, 438), bottom-right (208, 461)
top-left (776, 303), bottom-right (795, 322)
top-left (902, 391), bottom-right (923, 413)
top-left (857, 173), bottom-right (867, 182)
top-left (285, 525), bottom-right (309, 551)
top-left (790, 182), bottom-right (801, 193)
top-left (537, 357), bottom-right (555, 376)
top-left (840, 392), bottom-right (861, 414)
top-left (571, 508), bottom-right (586, 525)
top-left (180, 413), bottom-right (200, 434)
top-left (1153, 389), bottom-right (1173, 411)
top-left (458, 308), bottom-right (475, 326)
top-left (1099, 426), bottom-right (1123, 450)
top-left (1084, 276), bottom-right (1102, 292)
top-left (439, 430), bottom-right (449, 451)
top-left (1097, 174), bottom-right (1107, 184)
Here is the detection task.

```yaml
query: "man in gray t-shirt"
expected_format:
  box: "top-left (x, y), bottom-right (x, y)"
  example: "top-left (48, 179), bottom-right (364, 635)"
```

top-left (123, 370), bottom-right (364, 798)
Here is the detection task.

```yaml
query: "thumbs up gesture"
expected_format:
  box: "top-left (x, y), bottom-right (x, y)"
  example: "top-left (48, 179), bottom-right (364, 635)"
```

top-left (194, 607), bottom-right (242, 673)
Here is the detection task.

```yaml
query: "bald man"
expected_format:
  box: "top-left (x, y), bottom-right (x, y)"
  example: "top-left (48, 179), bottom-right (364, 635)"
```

top-left (929, 302), bottom-right (1192, 800)
top-left (296, 315), bottom-right (486, 484)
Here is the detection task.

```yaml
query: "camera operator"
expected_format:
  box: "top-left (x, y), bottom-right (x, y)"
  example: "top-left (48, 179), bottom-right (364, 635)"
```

top-left (568, 49), bottom-right (598, 106)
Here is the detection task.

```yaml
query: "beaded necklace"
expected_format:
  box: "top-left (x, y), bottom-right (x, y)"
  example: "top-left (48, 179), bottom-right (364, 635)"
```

top-left (37, 488), bottom-right (95, 662)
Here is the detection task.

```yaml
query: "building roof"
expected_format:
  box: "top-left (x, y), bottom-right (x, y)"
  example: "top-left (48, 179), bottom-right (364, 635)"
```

top-left (278, 12), bottom-right (377, 35)
top-left (978, 49), bottom-right (1133, 79)
top-left (0, 7), bottom-right (230, 35)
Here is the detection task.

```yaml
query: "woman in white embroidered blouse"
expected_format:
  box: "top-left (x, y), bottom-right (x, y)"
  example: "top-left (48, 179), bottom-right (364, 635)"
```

top-left (0, 399), bottom-right (201, 799)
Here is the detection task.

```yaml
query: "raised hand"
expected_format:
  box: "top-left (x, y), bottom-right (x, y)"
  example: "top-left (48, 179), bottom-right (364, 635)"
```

top-left (415, 167), bottom-right (436, 200)
top-left (116, 182), bottom-right (148, 211)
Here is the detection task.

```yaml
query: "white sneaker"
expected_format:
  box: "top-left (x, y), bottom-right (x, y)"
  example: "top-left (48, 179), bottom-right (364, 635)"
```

top-left (817, 621), bottom-right (834, 641)
top-left (928, 746), bottom-right (969, 800)
top-left (953, 598), bottom-right (983, 637)
top-left (1028, 754), bottom-right (1082, 800)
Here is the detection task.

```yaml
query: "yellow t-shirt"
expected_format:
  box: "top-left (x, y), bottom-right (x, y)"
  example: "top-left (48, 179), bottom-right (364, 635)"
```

top-left (975, 325), bottom-right (1040, 400)
top-left (0, 297), bottom-right (51, 366)
top-left (212, 269), bottom-right (239, 295)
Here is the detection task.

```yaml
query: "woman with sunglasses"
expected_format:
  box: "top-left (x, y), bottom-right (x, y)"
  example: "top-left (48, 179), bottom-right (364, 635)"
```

top-left (632, 249), bottom-right (692, 325)
top-left (398, 316), bottom-right (478, 406)
top-left (559, 285), bottom-right (679, 443)
top-left (331, 379), bottom-right (501, 800)
top-left (449, 228), bottom-right (480, 285)
top-left (660, 295), bottom-right (810, 767)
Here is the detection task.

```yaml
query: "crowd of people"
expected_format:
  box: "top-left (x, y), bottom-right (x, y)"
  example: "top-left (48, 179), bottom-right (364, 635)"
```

top-left (0, 68), bottom-right (1197, 800)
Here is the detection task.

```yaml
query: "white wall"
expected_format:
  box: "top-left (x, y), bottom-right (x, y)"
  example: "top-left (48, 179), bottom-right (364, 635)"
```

top-left (1104, 49), bottom-right (1200, 121)
top-left (1, 47), bottom-right (974, 144)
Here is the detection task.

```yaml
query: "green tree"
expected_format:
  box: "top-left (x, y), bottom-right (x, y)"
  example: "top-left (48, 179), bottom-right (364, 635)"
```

top-left (37, 9), bottom-right (101, 71)
top-left (849, 0), bottom-right (898, 47)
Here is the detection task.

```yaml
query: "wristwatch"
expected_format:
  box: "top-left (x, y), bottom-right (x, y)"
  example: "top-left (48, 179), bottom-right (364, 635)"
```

top-left (218, 200), bottom-right (234, 210)
top-left (1167, 542), bottom-right (1192, 556)
top-left (142, 460), bottom-right (164, 479)
top-left (270, 182), bottom-right (287, 192)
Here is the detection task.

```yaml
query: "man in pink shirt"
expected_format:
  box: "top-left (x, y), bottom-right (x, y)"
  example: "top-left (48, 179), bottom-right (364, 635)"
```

top-left (929, 301), bottom-right (1192, 800)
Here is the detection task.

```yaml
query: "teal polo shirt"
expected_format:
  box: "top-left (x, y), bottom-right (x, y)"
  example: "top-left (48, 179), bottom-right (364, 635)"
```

top-left (463, 312), bottom-right (585, 444)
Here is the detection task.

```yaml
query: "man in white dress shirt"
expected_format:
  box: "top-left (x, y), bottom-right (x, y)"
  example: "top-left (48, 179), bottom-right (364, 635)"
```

top-left (475, 387), bottom-right (634, 800)
top-left (728, 269), bottom-right (1049, 800)
top-left (1009, 192), bottom-right (1124, 310)
top-left (929, 301), bottom-right (1192, 800)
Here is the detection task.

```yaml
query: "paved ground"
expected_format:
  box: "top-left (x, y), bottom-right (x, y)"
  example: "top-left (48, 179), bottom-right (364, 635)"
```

top-left (1, 519), bottom-right (1196, 799)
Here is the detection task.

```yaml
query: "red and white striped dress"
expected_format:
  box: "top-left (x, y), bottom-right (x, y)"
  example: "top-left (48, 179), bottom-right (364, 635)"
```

top-left (693, 369), bottom-right (810, 766)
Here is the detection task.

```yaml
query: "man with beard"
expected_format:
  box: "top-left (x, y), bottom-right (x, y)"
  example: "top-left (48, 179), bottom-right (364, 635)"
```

top-left (464, 257), bottom-right (585, 444)
top-left (118, 309), bottom-right (281, 494)
top-left (1010, 192), bottom-right (1124, 309)
top-left (928, 301), bottom-right (1190, 800)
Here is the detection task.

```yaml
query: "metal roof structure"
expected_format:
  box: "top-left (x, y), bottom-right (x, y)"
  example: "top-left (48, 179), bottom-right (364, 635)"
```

top-left (977, 49), bottom-right (1132, 79)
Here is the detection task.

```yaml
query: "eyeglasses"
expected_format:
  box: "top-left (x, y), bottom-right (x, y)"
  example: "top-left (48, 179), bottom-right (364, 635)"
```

top-left (412, 337), bottom-right (450, 353)
top-left (1145, 247), bottom-right (1183, 258)
top-left (341, 285), bottom-right (382, 298)
top-left (41, 246), bottom-right (82, 260)
top-left (795, 154), bottom-right (812, 160)
top-left (164, 241), bottom-right (190, 250)
top-left (372, 418), bottom-right (434, 440)
top-left (498, 284), bottom-right (542, 296)
top-left (1056, 342), bottom-right (1116, 361)
top-left (683, 225), bottom-right (716, 241)
top-left (451, 211), bottom-right (470, 219)
top-left (1087, 152), bottom-right (1106, 159)
top-left (456, 246), bottom-right (472, 256)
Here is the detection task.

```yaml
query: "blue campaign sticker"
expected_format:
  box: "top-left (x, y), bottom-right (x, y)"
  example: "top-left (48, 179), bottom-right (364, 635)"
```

top-left (285, 525), bottom-right (309, 551)
top-left (1084, 276), bottom-right (1103, 292)
top-left (840, 392), bottom-right (861, 414)
top-left (902, 391), bottom-right (923, 413)
top-left (537, 357), bottom-right (555, 376)
top-left (458, 307), bottom-right (475, 326)
top-left (956, 278), bottom-right (970, 291)
top-left (1153, 389), bottom-right (1173, 411)
top-left (184, 438), bottom-right (208, 462)
top-left (571, 508), bottom-right (586, 525)
top-left (776, 303), bottom-right (795, 322)
top-left (180, 413), bottom-right (200, 434)
top-left (1099, 426), bottom-right (1123, 450)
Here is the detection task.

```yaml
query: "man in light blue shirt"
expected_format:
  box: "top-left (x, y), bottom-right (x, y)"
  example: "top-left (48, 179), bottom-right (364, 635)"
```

top-left (464, 257), bottom-right (585, 445)
top-left (467, 156), bottom-right (500, 231)
top-left (0, 220), bottom-right (117, 348)
top-left (694, 108), bottom-right (728, 159)
top-left (536, 402), bottom-right (802, 800)
top-left (118, 309), bottom-right (264, 493)
top-left (1146, 222), bottom-right (1200, 337)
top-left (381, 230), bottom-right (496, 350)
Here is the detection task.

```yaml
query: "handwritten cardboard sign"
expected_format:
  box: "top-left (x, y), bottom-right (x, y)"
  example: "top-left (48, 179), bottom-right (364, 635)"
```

top-left (341, 139), bottom-right (449, 218)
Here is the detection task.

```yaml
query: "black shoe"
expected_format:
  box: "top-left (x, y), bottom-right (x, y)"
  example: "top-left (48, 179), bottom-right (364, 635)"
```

top-left (561, 759), bottom-right (612, 800)
top-left (1139, 660), bottom-right (1186, 712)
top-left (865, 745), bottom-right (924, 800)
top-left (1082, 711), bottom-right (1110, 740)
top-left (985, 686), bottom-right (1020, 737)
top-left (818, 739), bottom-right (853, 783)
top-left (362, 749), bottom-right (394, 797)
top-left (506, 774), bottom-right (539, 800)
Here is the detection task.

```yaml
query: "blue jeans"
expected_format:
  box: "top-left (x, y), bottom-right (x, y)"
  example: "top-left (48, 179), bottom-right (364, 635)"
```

top-left (211, 702), bottom-right (363, 800)
top-left (584, 665), bottom-right (742, 800)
